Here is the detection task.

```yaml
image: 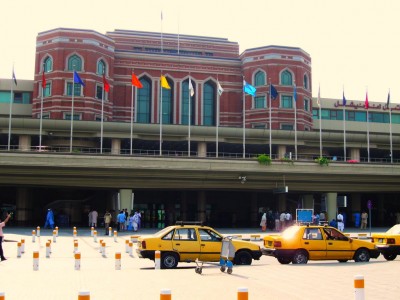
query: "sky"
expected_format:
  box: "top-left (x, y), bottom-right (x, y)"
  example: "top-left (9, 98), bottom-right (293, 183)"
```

top-left (1, 0), bottom-right (400, 103)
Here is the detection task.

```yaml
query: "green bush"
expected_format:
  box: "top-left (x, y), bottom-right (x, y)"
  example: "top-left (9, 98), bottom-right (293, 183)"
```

top-left (257, 154), bottom-right (272, 165)
top-left (315, 157), bottom-right (329, 166)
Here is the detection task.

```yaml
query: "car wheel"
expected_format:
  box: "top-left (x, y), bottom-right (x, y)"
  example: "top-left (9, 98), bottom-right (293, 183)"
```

top-left (234, 251), bottom-right (253, 265)
top-left (277, 257), bottom-right (291, 264)
top-left (292, 250), bottom-right (308, 264)
top-left (354, 248), bottom-right (370, 262)
top-left (383, 252), bottom-right (397, 261)
top-left (161, 252), bottom-right (179, 269)
top-left (338, 260), bottom-right (348, 263)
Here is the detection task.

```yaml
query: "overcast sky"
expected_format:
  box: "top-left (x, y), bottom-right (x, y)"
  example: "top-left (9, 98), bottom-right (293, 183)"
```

top-left (1, 0), bottom-right (399, 103)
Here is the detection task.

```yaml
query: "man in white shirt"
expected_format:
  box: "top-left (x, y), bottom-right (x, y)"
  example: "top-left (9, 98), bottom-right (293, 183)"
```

top-left (337, 212), bottom-right (344, 231)
top-left (0, 213), bottom-right (12, 261)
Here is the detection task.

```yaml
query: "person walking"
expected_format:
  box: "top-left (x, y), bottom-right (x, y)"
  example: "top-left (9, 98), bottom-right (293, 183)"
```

top-left (88, 210), bottom-right (93, 227)
top-left (92, 209), bottom-right (98, 228)
top-left (360, 211), bottom-right (368, 229)
top-left (337, 212), bottom-right (344, 231)
top-left (44, 208), bottom-right (55, 229)
top-left (104, 210), bottom-right (112, 235)
top-left (0, 213), bottom-right (12, 261)
top-left (260, 213), bottom-right (267, 232)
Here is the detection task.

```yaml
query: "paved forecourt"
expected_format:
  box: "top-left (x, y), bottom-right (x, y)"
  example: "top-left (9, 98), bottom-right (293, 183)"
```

top-left (0, 227), bottom-right (398, 299)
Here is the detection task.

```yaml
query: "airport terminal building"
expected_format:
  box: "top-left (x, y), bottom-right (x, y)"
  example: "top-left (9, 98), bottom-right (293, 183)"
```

top-left (0, 28), bottom-right (399, 228)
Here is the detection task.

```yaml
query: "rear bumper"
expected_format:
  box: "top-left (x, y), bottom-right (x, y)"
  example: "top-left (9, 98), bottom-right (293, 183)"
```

top-left (136, 249), bottom-right (155, 260)
top-left (262, 248), bottom-right (295, 259)
top-left (376, 245), bottom-right (400, 254)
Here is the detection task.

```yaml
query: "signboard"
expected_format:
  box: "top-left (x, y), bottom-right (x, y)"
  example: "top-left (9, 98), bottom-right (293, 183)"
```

top-left (296, 209), bottom-right (313, 223)
top-left (272, 186), bottom-right (288, 194)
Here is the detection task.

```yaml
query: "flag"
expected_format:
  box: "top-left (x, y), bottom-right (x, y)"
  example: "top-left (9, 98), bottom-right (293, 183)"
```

top-left (342, 91), bottom-right (347, 106)
top-left (132, 73), bottom-right (143, 88)
top-left (387, 90), bottom-right (390, 108)
top-left (270, 84), bottom-right (278, 100)
top-left (103, 74), bottom-right (110, 92)
top-left (161, 75), bottom-right (171, 89)
top-left (365, 92), bottom-right (369, 109)
top-left (73, 71), bottom-right (85, 86)
top-left (217, 81), bottom-right (224, 96)
top-left (42, 71), bottom-right (46, 89)
top-left (12, 69), bottom-right (17, 86)
top-left (317, 86), bottom-right (320, 107)
top-left (188, 78), bottom-right (194, 97)
top-left (243, 80), bottom-right (256, 96)
top-left (293, 84), bottom-right (297, 101)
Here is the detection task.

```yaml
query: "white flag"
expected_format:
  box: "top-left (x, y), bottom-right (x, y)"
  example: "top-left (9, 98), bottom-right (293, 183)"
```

top-left (188, 78), bottom-right (194, 97)
top-left (217, 81), bottom-right (224, 96)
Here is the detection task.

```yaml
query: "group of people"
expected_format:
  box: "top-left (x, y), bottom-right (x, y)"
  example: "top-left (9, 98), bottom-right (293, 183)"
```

top-left (110, 209), bottom-right (142, 233)
top-left (260, 211), bottom-right (293, 232)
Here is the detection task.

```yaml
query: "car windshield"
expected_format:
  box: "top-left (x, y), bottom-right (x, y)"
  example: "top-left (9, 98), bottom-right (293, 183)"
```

top-left (386, 224), bottom-right (400, 235)
top-left (282, 226), bottom-right (301, 239)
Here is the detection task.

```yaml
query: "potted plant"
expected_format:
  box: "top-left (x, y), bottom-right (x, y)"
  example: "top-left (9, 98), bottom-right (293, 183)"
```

top-left (257, 154), bottom-right (272, 165)
top-left (315, 157), bottom-right (329, 166)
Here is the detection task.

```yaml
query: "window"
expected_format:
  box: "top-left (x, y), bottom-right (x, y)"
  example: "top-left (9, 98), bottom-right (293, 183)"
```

top-left (312, 109), bottom-right (319, 119)
top-left (97, 60), bottom-right (106, 75)
top-left (44, 57), bottom-right (52, 72)
top-left (43, 82), bottom-right (51, 97)
top-left (355, 111), bottom-right (367, 122)
top-left (281, 70), bottom-right (293, 85)
top-left (95, 83), bottom-right (108, 100)
top-left (281, 95), bottom-right (293, 108)
top-left (281, 124), bottom-right (294, 130)
top-left (174, 228), bottom-right (197, 241)
top-left (303, 228), bottom-right (322, 240)
top-left (203, 81), bottom-right (216, 126)
top-left (181, 79), bottom-right (195, 125)
top-left (370, 112), bottom-right (385, 123)
top-left (137, 77), bottom-right (151, 123)
top-left (347, 111), bottom-right (355, 121)
top-left (161, 77), bottom-right (173, 124)
top-left (67, 54), bottom-right (82, 71)
top-left (254, 96), bottom-right (266, 109)
top-left (254, 71), bottom-right (266, 86)
top-left (198, 229), bottom-right (222, 242)
top-left (13, 92), bottom-right (23, 103)
top-left (94, 114), bottom-right (107, 122)
top-left (253, 123), bottom-right (266, 129)
top-left (303, 74), bottom-right (309, 90)
top-left (304, 98), bottom-right (309, 111)
top-left (67, 82), bottom-right (82, 96)
top-left (63, 112), bottom-right (81, 120)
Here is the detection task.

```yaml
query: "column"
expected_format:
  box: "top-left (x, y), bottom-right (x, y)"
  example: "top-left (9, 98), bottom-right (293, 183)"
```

top-left (277, 145), bottom-right (287, 159)
top-left (111, 138), bottom-right (121, 155)
top-left (19, 135), bottom-right (31, 151)
top-left (119, 189), bottom-right (133, 212)
top-left (325, 192), bottom-right (338, 223)
top-left (16, 187), bottom-right (32, 226)
top-left (350, 148), bottom-right (360, 161)
top-left (197, 142), bottom-right (207, 158)
top-left (197, 191), bottom-right (206, 223)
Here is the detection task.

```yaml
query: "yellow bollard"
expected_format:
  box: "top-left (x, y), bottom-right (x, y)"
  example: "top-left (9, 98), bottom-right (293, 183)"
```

top-left (160, 289), bottom-right (171, 300)
top-left (115, 252), bottom-right (121, 270)
top-left (237, 287), bottom-right (248, 300)
top-left (33, 251), bottom-right (39, 270)
top-left (74, 252), bottom-right (81, 270)
top-left (78, 291), bottom-right (90, 300)
top-left (354, 275), bottom-right (365, 300)
top-left (155, 250), bottom-right (161, 269)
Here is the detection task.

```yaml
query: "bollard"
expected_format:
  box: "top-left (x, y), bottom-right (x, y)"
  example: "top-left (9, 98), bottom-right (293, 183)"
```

top-left (46, 242), bottom-right (51, 258)
top-left (55, 226), bottom-right (59, 237)
top-left (113, 231), bottom-right (117, 242)
top-left (74, 252), bottom-right (81, 270)
top-left (102, 242), bottom-right (106, 257)
top-left (155, 251), bottom-right (161, 269)
top-left (53, 230), bottom-right (57, 243)
top-left (93, 230), bottom-right (97, 243)
top-left (99, 240), bottom-right (103, 253)
top-left (131, 235), bottom-right (139, 243)
top-left (90, 227), bottom-right (94, 237)
top-left (73, 226), bottom-right (77, 231)
top-left (32, 230), bottom-right (36, 243)
top-left (237, 287), bottom-right (248, 300)
top-left (129, 242), bottom-right (133, 257)
top-left (21, 239), bottom-right (25, 253)
top-left (354, 275), bottom-right (365, 300)
top-left (0, 292), bottom-right (4, 300)
top-left (48, 240), bottom-right (52, 253)
top-left (78, 291), bottom-right (90, 300)
top-left (108, 227), bottom-right (112, 237)
top-left (74, 240), bottom-right (79, 253)
top-left (160, 289), bottom-right (171, 300)
top-left (33, 251), bottom-right (39, 270)
top-left (115, 252), bottom-right (121, 270)
top-left (125, 240), bottom-right (129, 253)
top-left (17, 242), bottom-right (22, 258)
top-left (73, 230), bottom-right (77, 238)
top-left (36, 226), bottom-right (41, 237)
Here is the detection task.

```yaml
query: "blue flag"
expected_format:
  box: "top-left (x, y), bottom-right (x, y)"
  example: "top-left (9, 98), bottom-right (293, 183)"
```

top-left (243, 80), bottom-right (256, 96)
top-left (293, 84), bottom-right (297, 101)
top-left (74, 71), bottom-right (85, 86)
top-left (342, 91), bottom-right (346, 106)
top-left (270, 84), bottom-right (278, 100)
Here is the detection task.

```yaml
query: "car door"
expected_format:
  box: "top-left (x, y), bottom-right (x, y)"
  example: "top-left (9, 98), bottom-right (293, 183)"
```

top-left (172, 228), bottom-right (201, 262)
top-left (198, 228), bottom-right (223, 262)
top-left (323, 228), bottom-right (353, 260)
top-left (300, 227), bottom-right (327, 260)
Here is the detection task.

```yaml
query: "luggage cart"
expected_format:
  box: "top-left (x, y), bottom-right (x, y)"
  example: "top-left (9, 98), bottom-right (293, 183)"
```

top-left (195, 236), bottom-right (236, 274)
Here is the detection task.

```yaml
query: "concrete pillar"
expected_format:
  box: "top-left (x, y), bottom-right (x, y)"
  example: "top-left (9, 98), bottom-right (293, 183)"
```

top-left (197, 191), bottom-right (206, 223)
top-left (325, 192), bottom-right (338, 223)
top-left (277, 145), bottom-right (287, 159)
top-left (19, 135), bottom-right (31, 151)
top-left (250, 194), bottom-right (258, 227)
top-left (302, 194), bottom-right (314, 209)
top-left (197, 142), bottom-right (207, 158)
top-left (350, 148), bottom-right (360, 161)
top-left (119, 189), bottom-right (133, 212)
top-left (16, 187), bottom-right (32, 226)
top-left (111, 139), bottom-right (121, 155)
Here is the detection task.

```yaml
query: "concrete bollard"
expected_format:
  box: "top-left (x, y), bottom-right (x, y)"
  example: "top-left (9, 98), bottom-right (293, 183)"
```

top-left (354, 275), bottom-right (365, 300)
top-left (90, 227), bottom-right (94, 237)
top-left (129, 242), bottom-right (133, 257)
top-left (78, 291), bottom-right (90, 300)
top-left (21, 239), bottom-right (25, 253)
top-left (73, 230), bottom-right (77, 238)
top-left (160, 289), bottom-right (171, 300)
top-left (155, 250), bottom-right (161, 269)
top-left (93, 230), bottom-right (97, 243)
top-left (32, 230), bottom-right (36, 243)
top-left (53, 230), bottom-right (57, 242)
top-left (74, 240), bottom-right (79, 253)
top-left (125, 240), bottom-right (129, 253)
top-left (113, 231), bottom-right (117, 242)
top-left (17, 242), bottom-right (22, 258)
top-left (0, 292), bottom-right (4, 300)
top-left (46, 242), bottom-right (51, 258)
top-left (115, 252), bottom-right (121, 270)
top-left (237, 287), bottom-right (248, 300)
top-left (55, 226), bottom-right (59, 237)
top-left (108, 227), bottom-right (112, 237)
top-left (33, 251), bottom-right (39, 270)
top-left (48, 240), bottom-right (52, 253)
top-left (101, 242), bottom-right (106, 257)
top-left (73, 226), bottom-right (77, 231)
top-left (36, 226), bottom-right (41, 237)
top-left (99, 240), bottom-right (103, 253)
top-left (74, 252), bottom-right (81, 270)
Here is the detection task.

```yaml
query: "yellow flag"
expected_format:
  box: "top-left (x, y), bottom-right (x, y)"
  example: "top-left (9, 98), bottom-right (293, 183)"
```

top-left (161, 76), bottom-right (171, 89)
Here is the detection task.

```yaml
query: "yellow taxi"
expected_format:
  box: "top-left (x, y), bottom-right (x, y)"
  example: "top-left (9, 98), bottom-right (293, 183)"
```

top-left (262, 224), bottom-right (380, 264)
top-left (371, 224), bottom-right (400, 260)
top-left (136, 222), bottom-right (262, 269)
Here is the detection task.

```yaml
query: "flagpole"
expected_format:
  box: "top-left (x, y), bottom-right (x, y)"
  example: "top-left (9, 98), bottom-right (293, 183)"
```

top-left (159, 76), bottom-right (163, 156)
top-left (343, 88), bottom-right (347, 161)
top-left (294, 83), bottom-right (297, 160)
top-left (100, 74), bottom-right (105, 154)
top-left (130, 73), bottom-right (135, 155)
top-left (188, 76), bottom-right (191, 157)
top-left (69, 70), bottom-right (75, 153)
top-left (269, 79), bottom-right (272, 157)
top-left (39, 66), bottom-right (44, 150)
top-left (318, 85), bottom-right (322, 158)
top-left (7, 67), bottom-right (14, 151)
top-left (388, 89), bottom-right (393, 163)
top-left (242, 86), bottom-right (246, 159)
top-left (367, 109), bottom-right (370, 162)
top-left (216, 79), bottom-right (220, 158)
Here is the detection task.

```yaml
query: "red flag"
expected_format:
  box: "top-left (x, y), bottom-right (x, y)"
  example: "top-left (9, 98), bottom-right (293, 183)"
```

top-left (131, 73), bottom-right (143, 88)
top-left (103, 74), bottom-right (110, 92)
top-left (365, 92), bottom-right (369, 109)
top-left (42, 71), bottom-right (46, 89)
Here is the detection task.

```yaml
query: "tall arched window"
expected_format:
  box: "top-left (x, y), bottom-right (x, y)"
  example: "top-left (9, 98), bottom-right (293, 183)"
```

top-left (303, 74), bottom-right (309, 90)
top-left (67, 54), bottom-right (82, 71)
top-left (137, 77), bottom-right (152, 123)
top-left (181, 79), bottom-right (195, 125)
top-left (281, 70), bottom-right (293, 86)
top-left (161, 77), bottom-right (173, 124)
top-left (97, 60), bottom-right (106, 75)
top-left (203, 81), bottom-right (216, 126)
top-left (254, 71), bottom-right (266, 86)
top-left (43, 56), bottom-right (52, 72)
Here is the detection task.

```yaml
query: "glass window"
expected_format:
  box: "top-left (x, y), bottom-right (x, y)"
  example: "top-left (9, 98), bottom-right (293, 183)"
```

top-left (43, 82), bottom-right (51, 97)
top-left (304, 98), bottom-right (309, 111)
top-left (137, 77), bottom-right (151, 123)
top-left (355, 112), bottom-right (367, 122)
top-left (321, 109), bottom-right (330, 120)
top-left (13, 92), bottom-right (23, 103)
top-left (203, 81), bottom-right (215, 126)
top-left (253, 124), bottom-right (266, 129)
top-left (67, 54), bottom-right (82, 71)
top-left (181, 80), bottom-right (195, 125)
top-left (281, 124), bottom-right (294, 130)
top-left (174, 228), bottom-right (197, 241)
top-left (392, 114), bottom-right (400, 124)
top-left (161, 77), bottom-right (173, 124)
top-left (97, 60), bottom-right (106, 75)
top-left (254, 96), bottom-right (266, 109)
top-left (198, 229), bottom-right (222, 242)
top-left (281, 70), bottom-right (292, 86)
top-left (281, 95), bottom-right (293, 108)
top-left (95, 83), bottom-right (108, 101)
top-left (303, 228), bottom-right (322, 240)
top-left (370, 112), bottom-right (385, 123)
top-left (254, 71), bottom-right (265, 86)
top-left (303, 74), bottom-right (309, 90)
top-left (44, 57), bottom-right (52, 72)
top-left (312, 109), bottom-right (319, 119)
top-left (63, 113), bottom-right (81, 120)
top-left (67, 82), bottom-right (82, 96)
top-left (347, 111), bottom-right (355, 121)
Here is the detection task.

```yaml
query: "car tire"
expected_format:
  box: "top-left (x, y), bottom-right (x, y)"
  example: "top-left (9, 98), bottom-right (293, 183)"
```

top-left (354, 248), bottom-right (370, 262)
top-left (292, 250), bottom-right (308, 264)
top-left (277, 257), bottom-right (291, 264)
top-left (383, 252), bottom-right (397, 261)
top-left (234, 251), bottom-right (253, 265)
top-left (161, 252), bottom-right (179, 269)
